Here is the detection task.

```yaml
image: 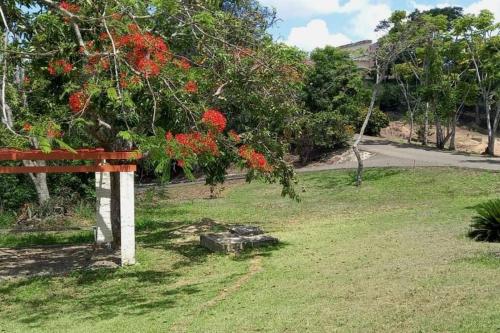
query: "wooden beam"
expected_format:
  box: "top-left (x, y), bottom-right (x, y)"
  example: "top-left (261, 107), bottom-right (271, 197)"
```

top-left (0, 164), bottom-right (137, 174)
top-left (0, 149), bottom-right (142, 161)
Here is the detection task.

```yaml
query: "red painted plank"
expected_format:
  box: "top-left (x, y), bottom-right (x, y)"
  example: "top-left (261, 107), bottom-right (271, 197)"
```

top-left (0, 149), bottom-right (142, 161)
top-left (0, 164), bottom-right (137, 174)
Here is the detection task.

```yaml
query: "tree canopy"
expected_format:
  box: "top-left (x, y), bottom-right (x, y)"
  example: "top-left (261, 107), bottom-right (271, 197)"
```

top-left (0, 0), bottom-right (308, 198)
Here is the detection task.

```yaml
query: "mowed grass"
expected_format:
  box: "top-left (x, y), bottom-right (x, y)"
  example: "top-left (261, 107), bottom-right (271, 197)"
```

top-left (0, 168), bottom-right (499, 332)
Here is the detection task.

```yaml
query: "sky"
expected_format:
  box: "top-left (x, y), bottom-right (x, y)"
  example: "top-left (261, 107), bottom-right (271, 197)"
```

top-left (258, 0), bottom-right (500, 51)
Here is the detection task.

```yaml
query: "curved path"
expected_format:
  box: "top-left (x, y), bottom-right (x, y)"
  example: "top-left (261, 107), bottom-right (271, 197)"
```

top-left (299, 136), bottom-right (500, 172)
top-left (137, 136), bottom-right (499, 191)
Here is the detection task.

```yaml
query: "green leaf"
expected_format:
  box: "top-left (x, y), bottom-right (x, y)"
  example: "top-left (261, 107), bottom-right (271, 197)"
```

top-left (117, 131), bottom-right (133, 141)
top-left (38, 137), bottom-right (52, 153)
top-left (54, 139), bottom-right (76, 153)
top-left (107, 87), bottom-right (118, 101)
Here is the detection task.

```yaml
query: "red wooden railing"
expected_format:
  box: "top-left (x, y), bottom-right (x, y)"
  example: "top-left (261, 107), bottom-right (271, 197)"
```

top-left (0, 148), bottom-right (143, 174)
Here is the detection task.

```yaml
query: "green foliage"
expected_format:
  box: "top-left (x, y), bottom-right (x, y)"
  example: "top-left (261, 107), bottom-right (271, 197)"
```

top-left (1, 0), bottom-right (307, 207)
top-left (297, 46), bottom-right (373, 162)
top-left (0, 212), bottom-right (16, 228)
top-left (304, 47), bottom-right (368, 116)
top-left (378, 82), bottom-right (402, 111)
top-left (0, 174), bottom-right (36, 212)
top-left (295, 111), bottom-right (352, 162)
top-left (469, 198), bottom-right (500, 242)
top-left (356, 107), bottom-right (390, 136)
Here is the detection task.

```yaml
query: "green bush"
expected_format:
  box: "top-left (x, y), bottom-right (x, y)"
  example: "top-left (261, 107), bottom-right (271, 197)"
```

top-left (468, 198), bottom-right (500, 242)
top-left (295, 111), bottom-right (353, 163)
top-left (0, 174), bottom-right (36, 212)
top-left (356, 107), bottom-right (390, 136)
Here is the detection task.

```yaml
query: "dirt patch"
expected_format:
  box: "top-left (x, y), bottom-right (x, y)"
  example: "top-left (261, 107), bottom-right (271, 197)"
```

top-left (0, 245), bottom-right (120, 280)
top-left (169, 218), bottom-right (226, 244)
top-left (138, 179), bottom-right (246, 203)
top-left (381, 121), bottom-right (500, 155)
top-left (300, 148), bottom-right (373, 168)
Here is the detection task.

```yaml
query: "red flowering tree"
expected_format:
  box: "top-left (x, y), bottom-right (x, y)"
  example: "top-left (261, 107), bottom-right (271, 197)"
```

top-left (1, 0), bottom-right (305, 239)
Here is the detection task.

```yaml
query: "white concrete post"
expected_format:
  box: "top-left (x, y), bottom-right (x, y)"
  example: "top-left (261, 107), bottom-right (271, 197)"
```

top-left (120, 171), bottom-right (136, 265)
top-left (95, 172), bottom-right (113, 244)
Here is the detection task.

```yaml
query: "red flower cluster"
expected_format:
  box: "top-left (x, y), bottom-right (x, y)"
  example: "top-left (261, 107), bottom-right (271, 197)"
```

top-left (116, 24), bottom-right (171, 77)
top-left (202, 109), bottom-right (226, 133)
top-left (59, 1), bottom-right (80, 14)
top-left (168, 132), bottom-right (220, 156)
top-left (184, 80), bottom-right (198, 94)
top-left (238, 145), bottom-right (272, 172)
top-left (68, 91), bottom-right (87, 113)
top-left (48, 59), bottom-right (73, 76)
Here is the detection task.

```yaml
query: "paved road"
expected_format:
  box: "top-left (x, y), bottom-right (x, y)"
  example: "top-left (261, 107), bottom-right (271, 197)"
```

top-left (300, 136), bottom-right (500, 172)
top-left (138, 136), bottom-right (499, 190)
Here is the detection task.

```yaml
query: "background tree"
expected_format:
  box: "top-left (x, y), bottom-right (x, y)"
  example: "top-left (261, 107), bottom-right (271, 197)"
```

top-left (353, 10), bottom-right (414, 186)
top-left (454, 10), bottom-right (500, 156)
top-left (298, 46), bottom-right (387, 163)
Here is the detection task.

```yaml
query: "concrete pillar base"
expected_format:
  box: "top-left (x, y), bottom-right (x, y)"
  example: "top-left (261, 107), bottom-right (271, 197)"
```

top-left (119, 171), bottom-right (136, 265)
top-left (95, 172), bottom-right (113, 244)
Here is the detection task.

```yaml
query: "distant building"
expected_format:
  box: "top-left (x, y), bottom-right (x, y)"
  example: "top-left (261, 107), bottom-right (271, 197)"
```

top-left (338, 40), bottom-right (377, 70)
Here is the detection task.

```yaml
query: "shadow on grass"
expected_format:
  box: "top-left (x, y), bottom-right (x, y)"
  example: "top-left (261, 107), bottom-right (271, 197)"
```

top-left (304, 168), bottom-right (402, 189)
top-left (0, 269), bottom-right (203, 325)
top-left (231, 241), bottom-right (290, 261)
top-left (136, 218), bottom-right (227, 269)
top-left (0, 231), bottom-right (93, 248)
top-left (0, 216), bottom-right (286, 327)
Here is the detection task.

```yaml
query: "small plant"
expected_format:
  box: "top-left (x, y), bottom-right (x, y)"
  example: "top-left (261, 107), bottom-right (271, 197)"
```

top-left (468, 198), bottom-right (500, 242)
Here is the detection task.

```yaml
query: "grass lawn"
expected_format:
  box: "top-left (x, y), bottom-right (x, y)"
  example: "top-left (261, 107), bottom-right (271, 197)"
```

top-left (0, 168), bottom-right (499, 332)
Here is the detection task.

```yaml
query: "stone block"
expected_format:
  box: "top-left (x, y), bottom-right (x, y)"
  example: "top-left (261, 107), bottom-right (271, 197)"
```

top-left (200, 232), bottom-right (278, 253)
top-left (228, 225), bottom-right (264, 236)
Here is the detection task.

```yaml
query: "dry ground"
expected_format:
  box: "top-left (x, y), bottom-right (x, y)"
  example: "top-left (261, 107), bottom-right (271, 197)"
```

top-left (381, 121), bottom-right (500, 156)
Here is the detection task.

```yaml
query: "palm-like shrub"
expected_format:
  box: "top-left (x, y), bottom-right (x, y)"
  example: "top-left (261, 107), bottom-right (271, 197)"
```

top-left (468, 199), bottom-right (500, 242)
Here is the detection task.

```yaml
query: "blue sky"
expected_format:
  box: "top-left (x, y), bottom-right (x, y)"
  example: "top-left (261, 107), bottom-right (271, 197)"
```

top-left (258, 0), bottom-right (499, 51)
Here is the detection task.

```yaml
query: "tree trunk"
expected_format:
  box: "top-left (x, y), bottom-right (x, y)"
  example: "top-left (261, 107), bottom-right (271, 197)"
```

top-left (435, 117), bottom-right (444, 149)
top-left (423, 102), bottom-right (429, 146)
top-left (353, 79), bottom-right (380, 186)
top-left (25, 161), bottom-right (50, 204)
top-left (486, 100), bottom-right (500, 156)
top-left (110, 172), bottom-right (121, 248)
top-left (475, 104), bottom-right (480, 125)
top-left (1, 101), bottom-right (51, 204)
top-left (484, 94), bottom-right (495, 156)
top-left (449, 116), bottom-right (457, 151)
top-left (408, 110), bottom-right (414, 144)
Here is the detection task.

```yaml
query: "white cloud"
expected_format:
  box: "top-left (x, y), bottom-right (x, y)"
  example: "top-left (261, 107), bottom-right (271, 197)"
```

top-left (259, 0), bottom-right (368, 18)
top-left (465, 0), bottom-right (500, 21)
top-left (278, 0), bottom-right (394, 48)
top-left (348, 3), bottom-right (392, 40)
top-left (286, 19), bottom-right (352, 51)
top-left (259, 0), bottom-right (338, 18)
top-left (410, 1), bottom-right (453, 11)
